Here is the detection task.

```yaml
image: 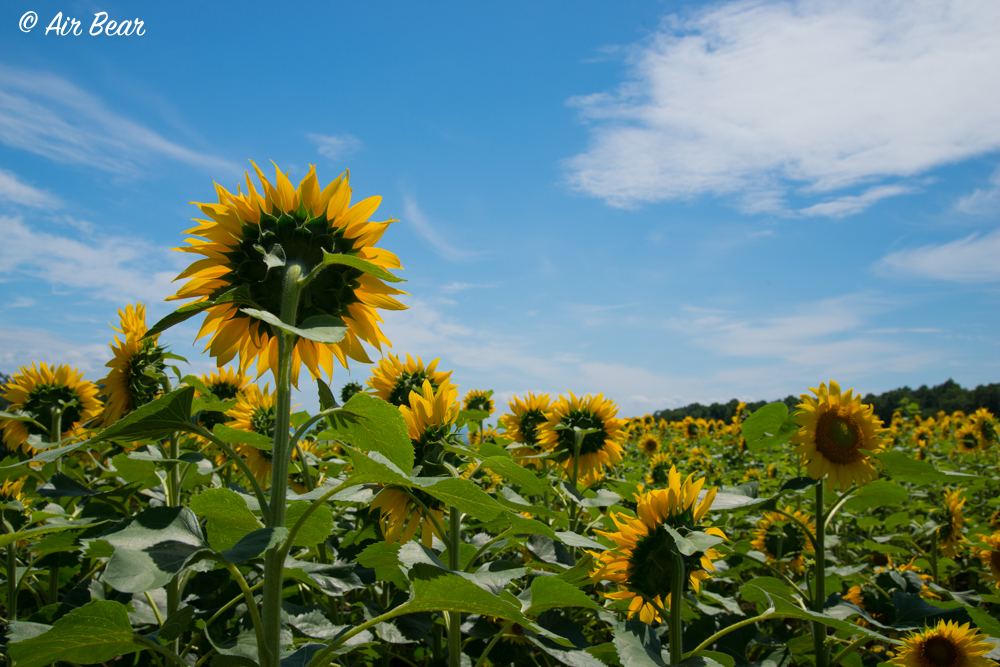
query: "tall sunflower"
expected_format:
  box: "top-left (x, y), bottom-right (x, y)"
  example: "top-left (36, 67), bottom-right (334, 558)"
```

top-left (591, 466), bottom-right (725, 622)
top-left (536, 393), bottom-right (625, 486)
top-left (752, 507), bottom-right (815, 574)
top-left (938, 488), bottom-right (966, 558)
top-left (225, 384), bottom-right (282, 485)
top-left (370, 380), bottom-right (458, 546)
top-left (97, 303), bottom-right (167, 427)
top-left (791, 381), bottom-right (887, 491)
top-left (463, 389), bottom-right (494, 417)
top-left (168, 163), bottom-right (406, 385)
top-left (366, 353), bottom-right (455, 407)
top-left (975, 532), bottom-right (1000, 590)
top-left (2, 363), bottom-right (102, 456)
top-left (888, 620), bottom-right (994, 667)
top-left (500, 393), bottom-right (552, 468)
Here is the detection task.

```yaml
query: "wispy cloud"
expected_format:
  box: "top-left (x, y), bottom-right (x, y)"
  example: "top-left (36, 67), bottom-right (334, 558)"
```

top-left (402, 195), bottom-right (482, 262)
top-left (564, 0), bottom-right (1000, 213)
top-left (798, 185), bottom-right (914, 218)
top-left (0, 168), bottom-right (60, 208)
top-left (0, 327), bottom-right (109, 377)
top-left (440, 281), bottom-right (498, 293)
top-left (875, 229), bottom-right (1000, 282)
top-left (309, 133), bottom-right (362, 161)
top-left (0, 215), bottom-right (181, 304)
top-left (956, 164), bottom-right (1000, 215)
top-left (0, 64), bottom-right (238, 176)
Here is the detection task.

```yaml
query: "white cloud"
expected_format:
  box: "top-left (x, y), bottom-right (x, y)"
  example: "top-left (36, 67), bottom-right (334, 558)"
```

top-left (0, 215), bottom-right (181, 304)
top-left (309, 134), bottom-right (362, 161)
top-left (402, 195), bottom-right (483, 263)
top-left (875, 229), bottom-right (1000, 282)
top-left (798, 185), bottom-right (914, 218)
top-left (0, 65), bottom-right (238, 176)
top-left (956, 164), bottom-right (1000, 214)
top-left (440, 281), bottom-right (498, 293)
top-left (0, 327), bottom-right (109, 377)
top-left (564, 0), bottom-right (1000, 212)
top-left (0, 168), bottom-right (60, 208)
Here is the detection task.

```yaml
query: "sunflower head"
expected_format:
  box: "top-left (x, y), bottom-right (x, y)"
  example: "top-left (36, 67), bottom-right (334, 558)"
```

top-left (462, 389), bottom-right (494, 416)
top-left (399, 379), bottom-right (460, 472)
top-left (195, 366), bottom-right (250, 431)
top-left (340, 381), bottom-right (364, 404)
top-left (367, 353), bottom-right (455, 407)
top-left (970, 409), bottom-right (997, 448)
top-left (97, 304), bottom-right (168, 427)
top-left (889, 620), bottom-right (994, 667)
top-left (591, 466), bottom-right (726, 622)
top-left (975, 532), bottom-right (1000, 590)
top-left (370, 487), bottom-right (445, 547)
top-left (637, 433), bottom-right (660, 457)
top-left (536, 392), bottom-right (626, 486)
top-left (226, 384), bottom-right (280, 484)
top-left (469, 427), bottom-right (500, 447)
top-left (938, 488), bottom-right (966, 558)
top-left (1, 363), bottom-right (102, 455)
top-left (645, 452), bottom-right (675, 487)
top-left (751, 506), bottom-right (815, 574)
top-left (499, 393), bottom-right (551, 447)
top-left (791, 381), bottom-right (887, 491)
top-left (168, 163), bottom-right (407, 385)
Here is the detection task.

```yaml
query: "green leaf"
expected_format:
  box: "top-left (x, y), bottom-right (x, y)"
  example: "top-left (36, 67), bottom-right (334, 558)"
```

top-left (324, 393), bottom-right (413, 474)
top-left (221, 527), bottom-right (288, 564)
top-left (480, 456), bottom-right (545, 496)
top-left (843, 480), bottom-right (908, 511)
top-left (344, 448), bottom-right (411, 486)
top-left (408, 563), bottom-right (533, 624)
top-left (320, 250), bottom-right (405, 283)
top-left (524, 576), bottom-right (601, 615)
top-left (145, 285), bottom-right (255, 339)
top-left (612, 620), bottom-right (666, 667)
top-left (7, 600), bottom-right (144, 667)
top-left (555, 531), bottom-right (608, 551)
top-left (875, 452), bottom-right (978, 484)
top-left (94, 386), bottom-right (196, 443)
top-left (36, 472), bottom-right (96, 498)
top-left (356, 542), bottom-right (408, 587)
top-left (100, 506), bottom-right (209, 593)
top-left (0, 410), bottom-right (47, 432)
top-left (285, 501), bottom-right (334, 548)
top-left (214, 423), bottom-right (273, 450)
top-left (742, 403), bottom-right (799, 452)
top-left (1, 441), bottom-right (87, 470)
top-left (422, 477), bottom-right (504, 521)
top-left (0, 522), bottom-right (94, 550)
top-left (109, 452), bottom-right (157, 485)
top-left (316, 377), bottom-right (339, 412)
top-left (190, 488), bottom-right (264, 551)
top-left (241, 308), bottom-right (348, 345)
top-left (157, 605), bottom-right (195, 643)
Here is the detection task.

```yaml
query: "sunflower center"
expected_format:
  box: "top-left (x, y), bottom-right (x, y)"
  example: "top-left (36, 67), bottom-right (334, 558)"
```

top-left (389, 372), bottom-right (436, 408)
top-left (628, 527), bottom-right (680, 599)
top-left (23, 384), bottom-right (83, 437)
top-left (642, 437), bottom-right (659, 453)
top-left (553, 409), bottom-right (608, 462)
top-left (815, 410), bottom-right (865, 464)
top-left (921, 636), bottom-right (959, 667)
top-left (208, 382), bottom-right (240, 401)
top-left (517, 409), bottom-right (547, 446)
top-left (225, 209), bottom-right (363, 329)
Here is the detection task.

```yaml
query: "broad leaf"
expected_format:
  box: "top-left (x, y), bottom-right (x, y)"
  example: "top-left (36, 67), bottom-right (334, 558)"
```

top-left (7, 600), bottom-right (144, 667)
top-left (320, 250), bottom-right (405, 283)
top-left (742, 403), bottom-right (799, 452)
top-left (145, 286), bottom-right (255, 339)
top-left (214, 423), bottom-right (273, 450)
top-left (94, 386), bottom-right (196, 443)
top-left (323, 393), bottom-right (413, 474)
top-left (422, 477), bottom-right (505, 521)
top-left (221, 527), bottom-right (288, 564)
top-left (190, 488), bottom-right (264, 551)
top-left (242, 308), bottom-right (348, 345)
top-left (523, 576), bottom-right (601, 615)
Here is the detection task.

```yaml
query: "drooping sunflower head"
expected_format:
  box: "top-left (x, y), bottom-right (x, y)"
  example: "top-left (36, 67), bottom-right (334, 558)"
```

top-left (498, 393), bottom-right (551, 447)
top-left (955, 425), bottom-right (979, 454)
top-left (938, 488), bottom-right (966, 558)
top-left (637, 433), bottom-right (660, 457)
top-left (791, 381), bottom-right (887, 491)
top-left (682, 417), bottom-right (700, 440)
top-left (226, 384), bottom-right (281, 485)
top-left (969, 409), bottom-right (997, 448)
top-left (169, 163), bottom-right (407, 385)
top-left (462, 388), bottom-right (494, 416)
top-left (1, 363), bottom-right (102, 456)
top-left (340, 381), bottom-right (364, 404)
top-left (399, 379), bottom-right (460, 470)
top-left (98, 303), bottom-right (167, 427)
top-left (195, 366), bottom-right (251, 431)
top-left (888, 620), bottom-right (994, 667)
top-left (591, 466), bottom-right (725, 622)
top-left (367, 353), bottom-right (455, 407)
top-left (536, 392), bottom-right (626, 486)
top-left (975, 532), bottom-right (1000, 590)
top-left (645, 452), bottom-right (675, 487)
top-left (751, 506), bottom-right (815, 574)
top-left (370, 487), bottom-right (445, 547)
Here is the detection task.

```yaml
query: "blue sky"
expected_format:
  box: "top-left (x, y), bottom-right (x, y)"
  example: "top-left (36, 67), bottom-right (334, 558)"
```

top-left (2, 0), bottom-right (998, 418)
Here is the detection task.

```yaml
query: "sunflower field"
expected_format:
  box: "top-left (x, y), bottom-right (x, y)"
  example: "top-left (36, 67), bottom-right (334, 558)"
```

top-left (2, 166), bottom-right (1000, 667)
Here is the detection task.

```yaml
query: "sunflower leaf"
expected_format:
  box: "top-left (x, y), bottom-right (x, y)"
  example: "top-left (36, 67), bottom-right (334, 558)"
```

top-left (94, 386), bottom-right (197, 443)
top-left (480, 456), bottom-right (545, 496)
top-left (320, 250), bottom-right (405, 283)
top-left (611, 620), bottom-right (667, 667)
top-left (324, 393), bottom-right (413, 474)
top-left (189, 488), bottom-right (264, 551)
top-left (742, 403), bottom-right (799, 452)
top-left (213, 423), bottom-right (273, 451)
top-left (875, 451), bottom-right (978, 483)
top-left (144, 285), bottom-right (256, 340)
top-left (241, 308), bottom-right (349, 345)
top-left (842, 480), bottom-right (908, 510)
top-left (420, 477), bottom-right (505, 521)
top-left (221, 527), bottom-right (288, 564)
top-left (523, 576), bottom-right (602, 615)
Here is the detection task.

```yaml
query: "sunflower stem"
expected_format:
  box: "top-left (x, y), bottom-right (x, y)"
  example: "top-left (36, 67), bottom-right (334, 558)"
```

top-left (47, 407), bottom-right (64, 606)
top-left (261, 262), bottom-right (304, 667)
top-left (448, 505), bottom-right (462, 667)
top-left (5, 519), bottom-right (17, 622)
top-left (669, 550), bottom-right (685, 664)
top-left (474, 621), bottom-right (515, 667)
top-left (165, 430), bottom-right (181, 652)
top-left (813, 478), bottom-right (828, 667)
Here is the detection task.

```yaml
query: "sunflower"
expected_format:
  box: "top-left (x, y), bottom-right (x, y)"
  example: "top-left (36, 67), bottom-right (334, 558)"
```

top-left (168, 163), bottom-right (406, 385)
top-left (367, 353), bottom-right (455, 407)
top-left (591, 466), bottom-right (725, 622)
top-left (969, 409), bottom-right (997, 448)
top-left (681, 417), bottom-right (700, 440)
top-left (2, 363), bottom-right (102, 456)
top-left (646, 453), bottom-right (675, 487)
top-left (751, 506), bottom-right (815, 574)
top-left (468, 427), bottom-right (500, 447)
top-left (370, 380), bottom-right (458, 546)
top-left (974, 532), bottom-right (1000, 590)
top-left (340, 381), bottom-right (363, 404)
top-left (938, 488), bottom-right (966, 558)
top-left (499, 393), bottom-right (551, 448)
top-left (955, 426), bottom-right (979, 454)
top-left (536, 393), bottom-right (626, 486)
top-left (196, 366), bottom-right (251, 432)
top-left (97, 304), bottom-right (167, 427)
top-left (791, 381), bottom-right (887, 491)
top-left (225, 384), bottom-right (282, 485)
top-left (463, 389), bottom-right (494, 417)
top-left (844, 585), bottom-right (864, 608)
top-left (888, 620), bottom-right (994, 667)
top-left (637, 432), bottom-right (660, 457)
top-left (0, 477), bottom-right (28, 505)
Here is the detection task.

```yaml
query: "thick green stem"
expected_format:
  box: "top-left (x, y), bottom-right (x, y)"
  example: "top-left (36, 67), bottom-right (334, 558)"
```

top-left (260, 263), bottom-right (304, 667)
top-left (448, 506), bottom-right (462, 667)
top-left (813, 478), bottom-right (828, 667)
top-left (5, 521), bottom-right (17, 622)
top-left (669, 552), bottom-right (685, 664)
